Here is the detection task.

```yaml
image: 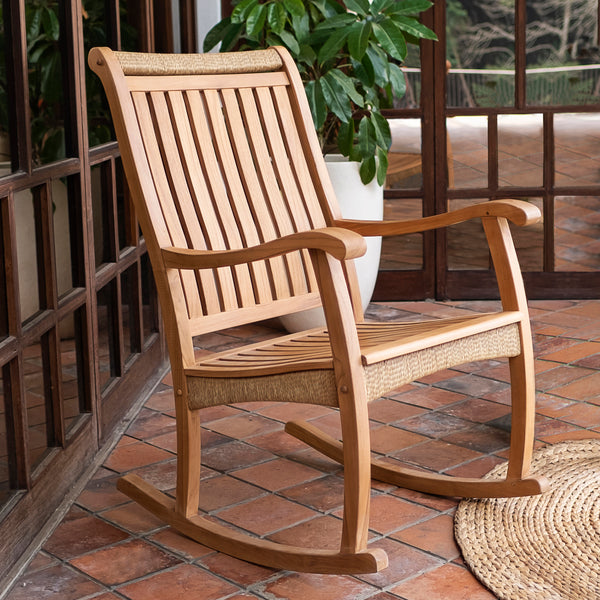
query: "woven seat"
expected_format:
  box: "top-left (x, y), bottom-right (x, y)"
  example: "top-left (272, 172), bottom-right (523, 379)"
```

top-left (90, 45), bottom-right (548, 575)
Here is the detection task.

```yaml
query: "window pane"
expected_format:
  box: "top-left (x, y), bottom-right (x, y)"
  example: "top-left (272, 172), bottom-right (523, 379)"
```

top-left (447, 116), bottom-right (488, 189)
top-left (0, 8), bottom-right (10, 167)
top-left (0, 366), bottom-right (11, 505)
top-left (26, 0), bottom-right (66, 164)
top-left (498, 114), bottom-right (543, 188)
top-left (387, 119), bottom-right (422, 190)
top-left (381, 198), bottom-right (423, 271)
top-left (448, 198), bottom-right (489, 270)
top-left (97, 281), bottom-right (119, 391)
top-left (526, 2), bottom-right (599, 106)
top-left (446, 0), bottom-right (515, 108)
top-left (555, 195), bottom-right (600, 272)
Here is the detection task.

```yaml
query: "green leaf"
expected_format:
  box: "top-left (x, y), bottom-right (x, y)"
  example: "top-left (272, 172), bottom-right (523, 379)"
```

top-left (267, 2), bottom-right (286, 34)
top-left (297, 43), bottom-right (317, 66)
top-left (376, 147), bottom-right (388, 186)
top-left (278, 30), bottom-right (301, 56)
top-left (348, 21), bottom-right (371, 60)
top-left (388, 62), bottom-right (407, 98)
top-left (327, 69), bottom-right (364, 107)
top-left (343, 0), bottom-right (370, 17)
top-left (231, 0), bottom-right (258, 24)
top-left (42, 8), bottom-right (60, 41)
top-left (202, 17), bottom-right (232, 52)
top-left (352, 55), bottom-right (375, 87)
top-left (385, 0), bottom-right (433, 16)
top-left (337, 120), bottom-right (355, 156)
top-left (320, 74), bottom-right (353, 122)
top-left (220, 21), bottom-right (245, 51)
top-left (390, 15), bottom-right (438, 40)
top-left (359, 156), bottom-right (376, 184)
top-left (371, 111), bottom-right (392, 149)
top-left (357, 115), bottom-right (376, 158)
top-left (366, 45), bottom-right (389, 87)
top-left (314, 13), bottom-right (356, 31)
top-left (372, 20), bottom-right (407, 62)
top-left (370, 0), bottom-right (396, 13)
top-left (247, 4), bottom-right (267, 40)
top-left (282, 0), bottom-right (305, 18)
top-left (291, 11), bottom-right (310, 43)
top-left (305, 80), bottom-right (327, 129)
top-left (317, 28), bottom-right (350, 65)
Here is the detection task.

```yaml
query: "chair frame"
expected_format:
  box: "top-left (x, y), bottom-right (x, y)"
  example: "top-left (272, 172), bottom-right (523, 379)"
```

top-left (89, 45), bottom-right (548, 575)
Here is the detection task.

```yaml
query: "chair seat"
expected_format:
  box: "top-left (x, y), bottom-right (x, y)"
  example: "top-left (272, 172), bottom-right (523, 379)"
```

top-left (185, 312), bottom-right (522, 410)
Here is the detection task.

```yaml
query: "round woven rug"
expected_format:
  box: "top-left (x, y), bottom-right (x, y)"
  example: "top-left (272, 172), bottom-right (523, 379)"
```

top-left (455, 439), bottom-right (600, 600)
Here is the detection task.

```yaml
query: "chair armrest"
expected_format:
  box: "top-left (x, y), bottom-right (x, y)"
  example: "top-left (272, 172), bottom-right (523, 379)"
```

top-left (334, 199), bottom-right (541, 237)
top-left (161, 227), bottom-right (367, 269)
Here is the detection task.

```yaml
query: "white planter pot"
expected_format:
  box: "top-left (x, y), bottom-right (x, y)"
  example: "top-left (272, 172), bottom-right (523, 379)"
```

top-left (280, 155), bottom-right (383, 332)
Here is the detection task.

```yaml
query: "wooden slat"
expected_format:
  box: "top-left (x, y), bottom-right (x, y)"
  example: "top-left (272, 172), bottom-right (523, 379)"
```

top-left (238, 87), bottom-right (306, 299)
top-left (150, 90), bottom-right (215, 317)
top-left (203, 88), bottom-right (272, 307)
top-left (132, 91), bottom-right (202, 318)
top-left (166, 90), bottom-right (222, 315)
top-left (126, 71), bottom-right (289, 93)
top-left (185, 89), bottom-right (252, 311)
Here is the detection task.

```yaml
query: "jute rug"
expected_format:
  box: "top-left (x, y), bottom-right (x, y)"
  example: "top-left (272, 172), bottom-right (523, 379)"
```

top-left (454, 439), bottom-right (600, 600)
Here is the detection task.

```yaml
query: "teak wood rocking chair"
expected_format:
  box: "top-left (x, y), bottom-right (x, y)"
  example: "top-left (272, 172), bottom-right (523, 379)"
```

top-left (89, 46), bottom-right (549, 575)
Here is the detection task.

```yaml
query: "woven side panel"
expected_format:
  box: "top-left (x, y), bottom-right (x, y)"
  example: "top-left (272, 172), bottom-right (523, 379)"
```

top-left (115, 49), bottom-right (283, 76)
top-left (186, 369), bottom-right (339, 410)
top-left (364, 324), bottom-right (521, 401)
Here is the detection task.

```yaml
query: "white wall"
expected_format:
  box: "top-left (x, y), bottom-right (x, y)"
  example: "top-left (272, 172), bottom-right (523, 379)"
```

top-left (196, 0), bottom-right (221, 52)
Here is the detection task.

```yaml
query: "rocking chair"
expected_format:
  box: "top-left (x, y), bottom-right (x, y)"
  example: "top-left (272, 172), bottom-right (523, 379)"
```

top-left (89, 46), bottom-right (548, 575)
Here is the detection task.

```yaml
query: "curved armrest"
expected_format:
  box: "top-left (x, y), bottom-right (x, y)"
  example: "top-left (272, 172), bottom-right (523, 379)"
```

top-left (161, 227), bottom-right (367, 269)
top-left (335, 199), bottom-right (541, 237)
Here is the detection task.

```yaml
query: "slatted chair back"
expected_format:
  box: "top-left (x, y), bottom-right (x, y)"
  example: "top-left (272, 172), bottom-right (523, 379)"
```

top-left (90, 46), bottom-right (362, 347)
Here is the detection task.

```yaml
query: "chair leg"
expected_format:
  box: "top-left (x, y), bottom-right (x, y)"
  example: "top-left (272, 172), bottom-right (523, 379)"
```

top-left (116, 399), bottom-right (387, 574)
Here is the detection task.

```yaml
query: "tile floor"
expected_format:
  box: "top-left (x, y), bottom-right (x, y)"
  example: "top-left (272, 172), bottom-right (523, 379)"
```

top-left (6, 298), bottom-right (600, 600)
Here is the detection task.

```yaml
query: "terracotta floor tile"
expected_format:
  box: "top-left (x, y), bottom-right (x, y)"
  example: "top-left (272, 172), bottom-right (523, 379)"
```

top-left (445, 454), bottom-right (504, 479)
top-left (197, 474), bottom-right (264, 512)
top-left (574, 353), bottom-right (600, 369)
top-left (362, 494), bottom-right (436, 535)
top-left (392, 514), bottom-right (460, 560)
top-left (552, 401), bottom-right (600, 427)
top-left (442, 423), bottom-right (510, 454)
top-left (70, 539), bottom-right (181, 586)
top-left (76, 474), bottom-right (129, 512)
top-left (390, 562), bottom-right (496, 599)
top-left (127, 459), bottom-right (178, 492)
top-left (534, 365), bottom-right (591, 391)
top-left (370, 424), bottom-right (428, 454)
top-left (23, 551), bottom-right (59, 574)
top-left (5, 564), bottom-right (104, 600)
top-left (540, 340), bottom-right (600, 364)
top-left (246, 428), bottom-right (310, 455)
top-left (434, 373), bottom-right (509, 399)
top-left (201, 440), bottom-right (275, 472)
top-left (368, 397), bottom-right (426, 423)
top-left (117, 564), bottom-right (238, 600)
top-left (540, 428), bottom-right (600, 443)
top-left (199, 404), bottom-right (241, 423)
top-left (262, 572), bottom-right (377, 600)
top-left (143, 388), bottom-right (175, 412)
top-left (234, 457), bottom-right (322, 491)
top-left (216, 494), bottom-right (317, 536)
top-left (552, 370), bottom-right (600, 401)
top-left (256, 402), bottom-right (334, 422)
top-left (357, 537), bottom-right (443, 588)
top-left (103, 441), bottom-right (173, 473)
top-left (125, 407), bottom-right (176, 439)
top-left (204, 413), bottom-right (280, 440)
top-left (43, 514), bottom-right (129, 559)
top-left (199, 552), bottom-right (276, 586)
top-left (535, 392), bottom-right (577, 417)
top-left (100, 502), bottom-right (166, 534)
top-left (280, 474), bottom-right (345, 511)
top-left (534, 415), bottom-right (581, 438)
top-left (399, 411), bottom-right (472, 438)
top-left (148, 527), bottom-right (214, 559)
top-left (391, 386), bottom-right (466, 409)
top-left (391, 486), bottom-right (459, 512)
top-left (268, 514), bottom-right (342, 550)
top-left (392, 440), bottom-right (483, 472)
top-left (441, 397), bottom-right (510, 423)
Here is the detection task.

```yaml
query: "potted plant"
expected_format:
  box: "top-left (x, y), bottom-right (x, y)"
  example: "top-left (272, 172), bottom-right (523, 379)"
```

top-left (204, 0), bottom-right (436, 185)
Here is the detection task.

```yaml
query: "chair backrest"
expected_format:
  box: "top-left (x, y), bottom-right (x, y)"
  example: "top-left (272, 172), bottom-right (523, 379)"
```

top-left (89, 46), bottom-right (361, 343)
